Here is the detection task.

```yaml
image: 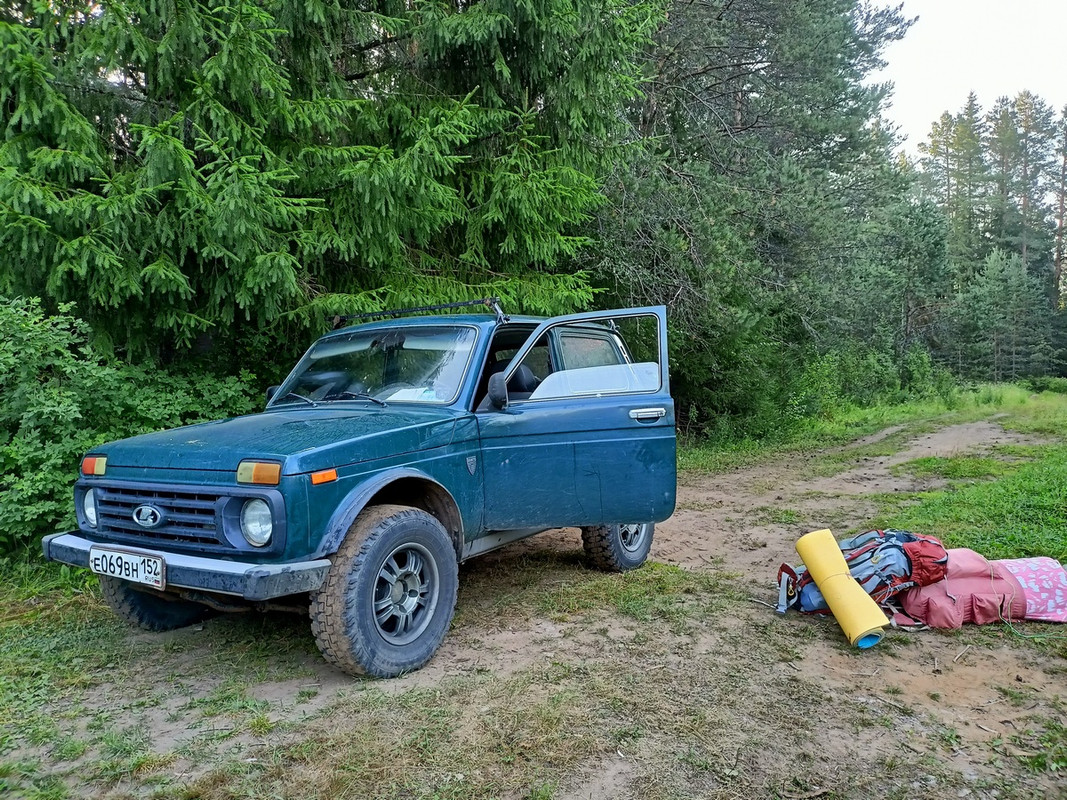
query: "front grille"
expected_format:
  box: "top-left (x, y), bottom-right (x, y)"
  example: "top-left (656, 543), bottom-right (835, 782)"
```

top-left (96, 486), bottom-right (230, 549)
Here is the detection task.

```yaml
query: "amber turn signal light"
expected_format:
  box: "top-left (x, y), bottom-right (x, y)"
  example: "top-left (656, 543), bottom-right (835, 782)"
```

top-left (236, 460), bottom-right (282, 485)
top-left (81, 456), bottom-right (107, 476)
top-left (310, 469), bottom-right (338, 485)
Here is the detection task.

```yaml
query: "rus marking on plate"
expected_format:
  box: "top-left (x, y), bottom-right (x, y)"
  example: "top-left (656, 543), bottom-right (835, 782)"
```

top-left (466, 456), bottom-right (477, 475)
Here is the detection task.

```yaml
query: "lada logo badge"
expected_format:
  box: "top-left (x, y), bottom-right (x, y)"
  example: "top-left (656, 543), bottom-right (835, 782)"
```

top-left (132, 504), bottom-right (165, 528)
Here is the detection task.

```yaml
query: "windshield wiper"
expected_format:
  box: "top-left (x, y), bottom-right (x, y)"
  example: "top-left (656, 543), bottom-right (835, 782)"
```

top-left (332, 391), bottom-right (387, 407)
top-left (275, 392), bottom-right (318, 407)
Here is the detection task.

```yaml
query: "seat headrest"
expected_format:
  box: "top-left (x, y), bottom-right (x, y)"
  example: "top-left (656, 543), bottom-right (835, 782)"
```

top-left (507, 364), bottom-right (540, 393)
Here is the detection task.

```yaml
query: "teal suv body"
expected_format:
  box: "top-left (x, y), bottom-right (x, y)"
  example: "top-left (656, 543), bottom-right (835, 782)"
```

top-left (44, 307), bottom-right (676, 676)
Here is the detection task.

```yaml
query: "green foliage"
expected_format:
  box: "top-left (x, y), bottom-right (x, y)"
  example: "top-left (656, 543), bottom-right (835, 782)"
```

top-left (584, 0), bottom-right (955, 433)
top-left (1023, 376), bottom-right (1067, 395)
top-left (0, 297), bottom-right (259, 552)
top-left (0, 0), bottom-right (662, 359)
top-left (944, 250), bottom-right (1053, 381)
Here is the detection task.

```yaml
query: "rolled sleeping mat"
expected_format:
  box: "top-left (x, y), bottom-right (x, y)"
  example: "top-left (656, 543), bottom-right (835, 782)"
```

top-left (795, 528), bottom-right (889, 649)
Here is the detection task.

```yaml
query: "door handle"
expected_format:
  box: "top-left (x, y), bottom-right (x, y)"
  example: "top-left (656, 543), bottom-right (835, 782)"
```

top-left (628, 407), bottom-right (667, 421)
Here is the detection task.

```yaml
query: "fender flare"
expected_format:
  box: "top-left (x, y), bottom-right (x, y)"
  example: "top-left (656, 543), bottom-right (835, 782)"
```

top-left (315, 468), bottom-right (463, 558)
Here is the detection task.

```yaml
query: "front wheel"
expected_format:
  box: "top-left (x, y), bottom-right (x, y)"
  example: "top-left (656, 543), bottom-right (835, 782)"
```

top-left (310, 504), bottom-right (459, 677)
top-left (99, 576), bottom-right (214, 631)
top-left (581, 523), bottom-right (654, 572)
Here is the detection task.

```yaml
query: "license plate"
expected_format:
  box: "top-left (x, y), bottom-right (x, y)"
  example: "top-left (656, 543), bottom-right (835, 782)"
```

top-left (89, 546), bottom-right (166, 590)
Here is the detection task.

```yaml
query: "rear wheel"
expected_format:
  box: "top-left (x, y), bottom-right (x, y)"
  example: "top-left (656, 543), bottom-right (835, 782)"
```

top-left (99, 576), bottom-right (214, 631)
top-left (310, 504), bottom-right (459, 677)
top-left (581, 523), bottom-right (654, 572)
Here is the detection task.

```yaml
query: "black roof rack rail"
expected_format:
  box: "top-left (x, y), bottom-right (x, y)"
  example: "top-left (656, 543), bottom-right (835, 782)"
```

top-left (332, 297), bottom-right (509, 329)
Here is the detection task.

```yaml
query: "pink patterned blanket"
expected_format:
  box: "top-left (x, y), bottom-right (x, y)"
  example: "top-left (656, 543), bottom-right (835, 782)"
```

top-left (998, 556), bottom-right (1067, 622)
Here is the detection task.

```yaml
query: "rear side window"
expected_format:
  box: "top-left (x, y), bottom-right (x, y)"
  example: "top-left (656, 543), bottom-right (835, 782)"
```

top-left (557, 332), bottom-right (626, 369)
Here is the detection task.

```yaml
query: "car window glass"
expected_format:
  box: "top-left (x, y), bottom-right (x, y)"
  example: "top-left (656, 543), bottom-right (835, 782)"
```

top-left (274, 325), bottom-right (478, 405)
top-left (558, 332), bottom-right (624, 369)
top-left (512, 313), bottom-right (661, 402)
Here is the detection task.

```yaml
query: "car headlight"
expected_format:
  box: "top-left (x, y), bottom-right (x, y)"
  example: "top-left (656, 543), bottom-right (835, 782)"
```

top-left (240, 498), bottom-right (273, 547)
top-left (82, 489), bottom-right (98, 527)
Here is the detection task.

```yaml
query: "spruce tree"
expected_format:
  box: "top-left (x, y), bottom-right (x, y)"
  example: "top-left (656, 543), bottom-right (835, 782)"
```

top-left (0, 0), bottom-right (661, 357)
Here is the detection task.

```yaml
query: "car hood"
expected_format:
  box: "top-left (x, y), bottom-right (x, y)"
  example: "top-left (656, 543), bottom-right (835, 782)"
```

top-left (100, 405), bottom-right (465, 475)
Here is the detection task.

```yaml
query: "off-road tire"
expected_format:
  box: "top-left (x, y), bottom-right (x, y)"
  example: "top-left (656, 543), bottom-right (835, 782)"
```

top-left (99, 576), bottom-right (214, 631)
top-left (581, 523), bottom-right (654, 572)
top-left (310, 504), bottom-right (459, 678)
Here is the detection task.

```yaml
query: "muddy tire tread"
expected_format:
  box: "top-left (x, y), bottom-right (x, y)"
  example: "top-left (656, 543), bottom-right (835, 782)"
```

top-left (98, 576), bottom-right (213, 631)
top-left (581, 523), bottom-right (653, 572)
top-left (309, 504), bottom-right (457, 677)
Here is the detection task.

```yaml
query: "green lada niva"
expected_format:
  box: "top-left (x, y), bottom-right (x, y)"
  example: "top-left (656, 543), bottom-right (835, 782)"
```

top-left (43, 303), bottom-right (676, 676)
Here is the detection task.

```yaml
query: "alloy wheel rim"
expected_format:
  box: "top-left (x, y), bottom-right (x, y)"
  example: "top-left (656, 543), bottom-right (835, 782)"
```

top-left (619, 523), bottom-right (648, 554)
top-left (372, 543), bottom-right (440, 645)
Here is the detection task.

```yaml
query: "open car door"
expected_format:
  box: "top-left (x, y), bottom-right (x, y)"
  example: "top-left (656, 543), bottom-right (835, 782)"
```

top-left (476, 306), bottom-right (676, 531)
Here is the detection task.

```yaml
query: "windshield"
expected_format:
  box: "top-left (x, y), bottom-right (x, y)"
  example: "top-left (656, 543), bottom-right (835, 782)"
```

top-left (273, 325), bottom-right (478, 406)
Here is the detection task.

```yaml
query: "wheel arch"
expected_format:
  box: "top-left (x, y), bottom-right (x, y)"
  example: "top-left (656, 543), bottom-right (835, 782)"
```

top-left (317, 469), bottom-right (464, 558)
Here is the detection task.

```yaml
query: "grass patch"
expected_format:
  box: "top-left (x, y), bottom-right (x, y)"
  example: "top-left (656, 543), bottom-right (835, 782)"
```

top-left (1015, 718), bottom-right (1067, 772)
top-left (873, 446), bottom-right (1067, 561)
top-left (0, 602), bottom-right (128, 749)
top-left (891, 455), bottom-right (1020, 481)
top-left (679, 384), bottom-right (1033, 475)
top-left (535, 561), bottom-right (736, 627)
top-left (753, 507), bottom-right (803, 525)
top-left (1000, 390), bottom-right (1067, 438)
top-left (0, 759), bottom-right (68, 800)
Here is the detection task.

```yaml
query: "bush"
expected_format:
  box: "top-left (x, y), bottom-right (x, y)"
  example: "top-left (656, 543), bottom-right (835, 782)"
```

top-left (0, 297), bottom-right (260, 553)
top-left (1024, 376), bottom-right (1067, 395)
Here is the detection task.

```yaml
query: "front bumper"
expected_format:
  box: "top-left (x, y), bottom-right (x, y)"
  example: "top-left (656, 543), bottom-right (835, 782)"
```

top-left (43, 532), bottom-right (331, 601)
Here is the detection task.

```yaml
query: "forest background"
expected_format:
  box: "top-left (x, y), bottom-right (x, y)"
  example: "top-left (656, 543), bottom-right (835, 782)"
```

top-left (3, 0), bottom-right (1067, 552)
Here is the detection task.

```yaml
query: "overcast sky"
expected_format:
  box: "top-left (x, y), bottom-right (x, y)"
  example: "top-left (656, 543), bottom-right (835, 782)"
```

top-left (869, 0), bottom-right (1067, 153)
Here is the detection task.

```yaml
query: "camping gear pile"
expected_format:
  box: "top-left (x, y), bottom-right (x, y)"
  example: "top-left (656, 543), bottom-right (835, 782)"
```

top-left (777, 529), bottom-right (1067, 642)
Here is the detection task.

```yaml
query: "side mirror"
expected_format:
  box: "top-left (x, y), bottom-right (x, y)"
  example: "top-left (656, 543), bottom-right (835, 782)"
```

top-left (265, 385), bottom-right (279, 403)
top-left (487, 373), bottom-right (508, 410)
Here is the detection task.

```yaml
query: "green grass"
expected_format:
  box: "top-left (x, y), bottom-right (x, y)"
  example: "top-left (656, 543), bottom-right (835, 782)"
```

top-left (868, 389), bottom-right (1067, 562)
top-left (874, 449), bottom-right (1067, 560)
top-left (0, 759), bottom-right (68, 800)
top-left (1020, 718), bottom-right (1067, 772)
top-left (535, 561), bottom-right (738, 628)
top-left (758, 508), bottom-right (803, 525)
top-left (891, 454), bottom-right (1022, 481)
top-left (679, 384), bottom-right (1033, 474)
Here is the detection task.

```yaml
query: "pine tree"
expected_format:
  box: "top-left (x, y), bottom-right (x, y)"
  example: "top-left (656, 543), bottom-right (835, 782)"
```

top-left (1012, 91), bottom-right (1056, 279)
top-left (946, 93), bottom-right (988, 275)
top-left (918, 112), bottom-right (956, 207)
top-left (984, 97), bottom-right (1024, 259)
top-left (947, 250), bottom-right (1052, 380)
top-left (1053, 105), bottom-right (1067, 304)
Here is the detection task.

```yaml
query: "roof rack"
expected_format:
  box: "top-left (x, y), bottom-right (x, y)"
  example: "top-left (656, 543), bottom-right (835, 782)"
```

top-left (332, 297), bottom-right (509, 329)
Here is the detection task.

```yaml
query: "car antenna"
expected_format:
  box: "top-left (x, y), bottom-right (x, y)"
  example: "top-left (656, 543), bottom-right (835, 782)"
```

top-left (331, 297), bottom-right (510, 329)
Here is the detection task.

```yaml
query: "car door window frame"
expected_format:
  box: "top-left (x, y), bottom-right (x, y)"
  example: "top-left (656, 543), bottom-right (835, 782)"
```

top-left (487, 307), bottom-right (668, 408)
